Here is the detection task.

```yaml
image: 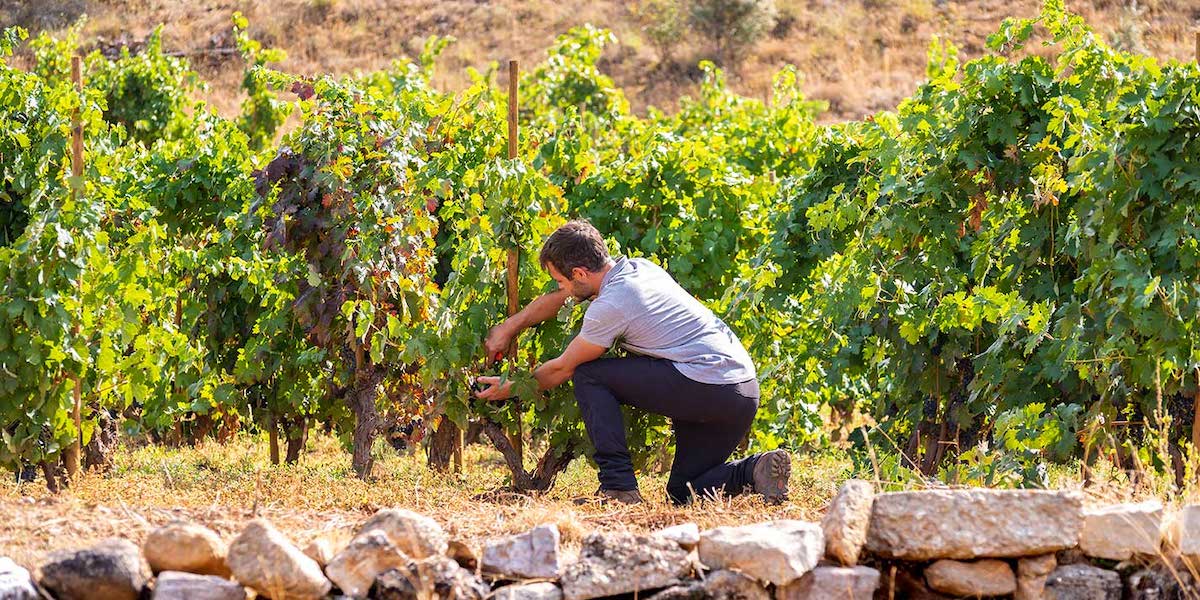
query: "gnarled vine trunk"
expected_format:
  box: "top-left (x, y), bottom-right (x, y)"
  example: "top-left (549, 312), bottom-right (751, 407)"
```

top-left (83, 407), bottom-right (119, 473)
top-left (349, 367), bottom-right (383, 479)
top-left (427, 418), bottom-right (459, 471)
top-left (478, 420), bottom-right (578, 491)
top-left (284, 416), bottom-right (308, 464)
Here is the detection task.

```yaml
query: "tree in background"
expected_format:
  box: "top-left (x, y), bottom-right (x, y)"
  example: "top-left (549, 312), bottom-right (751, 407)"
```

top-left (688, 0), bottom-right (777, 69)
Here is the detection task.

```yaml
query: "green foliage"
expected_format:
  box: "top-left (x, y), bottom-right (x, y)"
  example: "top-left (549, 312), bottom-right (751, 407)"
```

top-left (0, 43), bottom-right (113, 465)
top-left (747, 0), bottom-right (1200, 484)
top-left (87, 29), bottom-right (200, 145)
top-left (5, 1), bottom-right (1198, 493)
top-left (232, 12), bottom-right (290, 151)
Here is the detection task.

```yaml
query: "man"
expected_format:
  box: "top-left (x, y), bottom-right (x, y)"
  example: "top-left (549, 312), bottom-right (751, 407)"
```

top-left (474, 220), bottom-right (790, 505)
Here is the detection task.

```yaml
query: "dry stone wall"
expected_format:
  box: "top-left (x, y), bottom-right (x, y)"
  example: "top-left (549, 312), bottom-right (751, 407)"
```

top-left (3, 481), bottom-right (1198, 599)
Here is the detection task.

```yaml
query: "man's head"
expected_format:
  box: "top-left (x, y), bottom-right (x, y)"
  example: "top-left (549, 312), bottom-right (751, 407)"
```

top-left (539, 220), bottom-right (612, 300)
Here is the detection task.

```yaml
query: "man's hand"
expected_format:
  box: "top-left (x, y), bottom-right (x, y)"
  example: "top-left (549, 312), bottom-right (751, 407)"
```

top-left (484, 322), bottom-right (515, 361)
top-left (473, 376), bottom-right (515, 401)
top-left (482, 290), bottom-right (571, 360)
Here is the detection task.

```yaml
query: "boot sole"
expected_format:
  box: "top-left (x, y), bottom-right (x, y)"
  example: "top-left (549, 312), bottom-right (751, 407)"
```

top-left (754, 449), bottom-right (791, 504)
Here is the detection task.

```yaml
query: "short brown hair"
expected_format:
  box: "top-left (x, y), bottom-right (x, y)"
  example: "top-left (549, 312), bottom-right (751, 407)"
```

top-left (539, 220), bottom-right (609, 277)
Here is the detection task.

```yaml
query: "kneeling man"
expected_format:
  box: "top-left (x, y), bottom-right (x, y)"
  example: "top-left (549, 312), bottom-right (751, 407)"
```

top-left (475, 220), bottom-right (790, 504)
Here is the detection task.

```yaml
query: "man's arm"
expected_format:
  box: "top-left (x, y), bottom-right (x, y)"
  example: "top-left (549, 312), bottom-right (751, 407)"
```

top-left (484, 289), bottom-right (571, 358)
top-left (474, 335), bottom-right (606, 400)
top-left (531, 336), bottom-right (607, 390)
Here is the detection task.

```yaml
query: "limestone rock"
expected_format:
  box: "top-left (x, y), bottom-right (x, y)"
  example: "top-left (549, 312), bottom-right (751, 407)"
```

top-left (225, 519), bottom-right (331, 600)
top-left (0, 557), bottom-right (39, 600)
top-left (777, 566), bottom-right (880, 600)
top-left (654, 523), bottom-right (701, 551)
top-left (1165, 505), bottom-right (1200, 560)
top-left (371, 556), bottom-right (489, 600)
top-left (481, 524), bottom-right (560, 580)
top-left (560, 531), bottom-right (692, 600)
top-left (924, 559), bottom-right (1015, 597)
top-left (1079, 501), bottom-right (1163, 560)
top-left (358, 509), bottom-right (448, 560)
top-left (1015, 554), bottom-right (1056, 600)
top-left (821, 480), bottom-right (874, 566)
top-left (303, 536), bottom-right (338, 568)
top-left (144, 521), bottom-right (231, 577)
top-left (325, 529), bottom-right (409, 597)
top-left (493, 582), bottom-right (564, 600)
top-left (151, 571), bottom-right (246, 600)
top-left (648, 570), bottom-right (769, 600)
top-left (865, 489), bottom-right (1083, 560)
top-left (698, 520), bottom-right (823, 586)
top-left (38, 538), bottom-right (148, 600)
top-left (1043, 564), bottom-right (1121, 600)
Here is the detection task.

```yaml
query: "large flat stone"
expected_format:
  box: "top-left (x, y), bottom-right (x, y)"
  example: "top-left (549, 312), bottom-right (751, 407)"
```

top-left (151, 571), bottom-right (246, 600)
top-left (357, 508), bottom-right (448, 560)
top-left (654, 523), bottom-right (700, 551)
top-left (865, 489), bottom-right (1083, 560)
top-left (698, 520), bottom-right (823, 586)
top-left (144, 521), bottom-right (230, 577)
top-left (225, 519), bottom-right (330, 600)
top-left (371, 556), bottom-right (490, 600)
top-left (924, 559), bottom-right (1015, 597)
top-left (647, 570), bottom-right (769, 600)
top-left (1079, 501), bottom-right (1163, 560)
top-left (821, 480), bottom-right (874, 566)
top-left (325, 529), bottom-right (408, 597)
top-left (0, 557), bottom-right (39, 600)
top-left (1043, 564), bottom-right (1120, 600)
top-left (1165, 505), bottom-right (1200, 558)
top-left (493, 582), bottom-right (564, 600)
top-left (38, 538), bottom-right (149, 600)
top-left (560, 531), bottom-right (692, 600)
top-left (481, 523), bottom-right (560, 580)
top-left (777, 566), bottom-right (879, 600)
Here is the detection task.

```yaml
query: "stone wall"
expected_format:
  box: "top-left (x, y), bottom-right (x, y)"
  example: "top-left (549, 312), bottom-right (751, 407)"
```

top-left (2, 485), bottom-right (1195, 599)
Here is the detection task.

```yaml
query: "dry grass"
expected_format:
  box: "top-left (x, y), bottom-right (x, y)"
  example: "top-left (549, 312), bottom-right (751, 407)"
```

top-left (2, 428), bottom-right (1197, 573)
top-left (2, 0), bottom-right (1197, 122)
top-left (0, 432), bottom-right (848, 569)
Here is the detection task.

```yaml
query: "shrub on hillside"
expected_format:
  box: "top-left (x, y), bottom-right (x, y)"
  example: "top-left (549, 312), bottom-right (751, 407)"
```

top-left (688, 0), bottom-right (778, 69)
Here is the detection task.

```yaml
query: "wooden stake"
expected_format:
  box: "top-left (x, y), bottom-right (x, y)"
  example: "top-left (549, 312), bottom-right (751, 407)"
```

top-left (64, 55), bottom-right (84, 481)
top-left (453, 427), bottom-right (464, 473)
top-left (1195, 30), bottom-right (1199, 64)
top-left (506, 59), bottom-right (524, 468)
top-left (1192, 368), bottom-right (1200, 456)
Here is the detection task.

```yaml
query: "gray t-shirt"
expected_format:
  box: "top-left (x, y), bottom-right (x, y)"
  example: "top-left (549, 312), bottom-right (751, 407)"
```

top-left (577, 257), bottom-right (757, 385)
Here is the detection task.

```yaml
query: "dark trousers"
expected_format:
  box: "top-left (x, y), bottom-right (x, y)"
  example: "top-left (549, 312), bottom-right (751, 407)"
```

top-left (572, 356), bottom-right (761, 504)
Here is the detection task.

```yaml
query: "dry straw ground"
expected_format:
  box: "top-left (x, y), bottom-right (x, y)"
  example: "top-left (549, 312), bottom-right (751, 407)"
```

top-left (0, 434), bottom-right (845, 569)
top-left (0, 430), bottom-right (1178, 570)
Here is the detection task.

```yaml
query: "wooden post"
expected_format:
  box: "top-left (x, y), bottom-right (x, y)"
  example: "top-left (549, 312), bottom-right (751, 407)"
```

top-left (63, 55), bottom-right (84, 481)
top-left (506, 59), bottom-right (524, 468)
top-left (453, 427), bottom-right (463, 473)
top-left (1192, 368), bottom-right (1200, 456)
top-left (1195, 30), bottom-right (1199, 64)
top-left (268, 413), bottom-right (280, 465)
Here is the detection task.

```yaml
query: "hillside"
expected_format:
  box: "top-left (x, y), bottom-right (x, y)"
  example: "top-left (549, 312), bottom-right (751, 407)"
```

top-left (3, 0), bottom-right (1197, 122)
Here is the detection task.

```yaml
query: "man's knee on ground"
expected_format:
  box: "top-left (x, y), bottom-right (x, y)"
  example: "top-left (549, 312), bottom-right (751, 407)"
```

top-left (666, 480), bottom-right (694, 506)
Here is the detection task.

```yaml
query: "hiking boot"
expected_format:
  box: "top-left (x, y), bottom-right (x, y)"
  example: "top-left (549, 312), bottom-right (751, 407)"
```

top-left (573, 487), bottom-right (644, 506)
top-left (752, 449), bottom-right (791, 504)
